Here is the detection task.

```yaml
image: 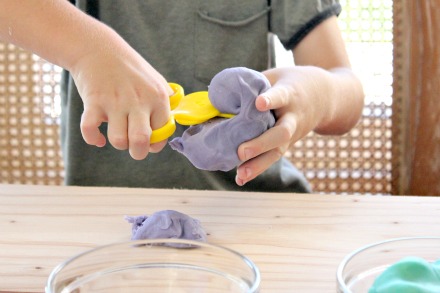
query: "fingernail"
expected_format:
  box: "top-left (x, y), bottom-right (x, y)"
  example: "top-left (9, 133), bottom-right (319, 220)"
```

top-left (236, 167), bottom-right (251, 185)
top-left (235, 175), bottom-right (245, 186)
top-left (261, 95), bottom-right (270, 108)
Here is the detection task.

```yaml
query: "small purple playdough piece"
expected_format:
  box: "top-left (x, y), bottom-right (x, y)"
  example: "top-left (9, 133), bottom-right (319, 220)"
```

top-left (169, 67), bottom-right (275, 171)
top-left (124, 210), bottom-right (207, 246)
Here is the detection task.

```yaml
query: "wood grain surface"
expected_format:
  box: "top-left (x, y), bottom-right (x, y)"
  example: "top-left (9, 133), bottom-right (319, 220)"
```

top-left (1, 184), bottom-right (440, 292)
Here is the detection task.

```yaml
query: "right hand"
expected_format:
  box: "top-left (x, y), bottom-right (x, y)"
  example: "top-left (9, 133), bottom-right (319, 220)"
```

top-left (0, 1), bottom-right (173, 161)
top-left (69, 33), bottom-right (173, 160)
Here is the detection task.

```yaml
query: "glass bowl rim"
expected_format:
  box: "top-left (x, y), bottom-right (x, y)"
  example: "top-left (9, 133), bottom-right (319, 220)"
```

top-left (336, 236), bottom-right (440, 293)
top-left (46, 238), bottom-right (261, 293)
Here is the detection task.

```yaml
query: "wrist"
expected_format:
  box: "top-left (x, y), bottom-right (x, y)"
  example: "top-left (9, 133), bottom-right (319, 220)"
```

top-left (313, 67), bottom-right (364, 135)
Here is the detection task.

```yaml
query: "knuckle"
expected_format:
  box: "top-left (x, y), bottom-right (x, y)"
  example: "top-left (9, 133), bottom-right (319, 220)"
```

top-left (129, 133), bottom-right (149, 147)
top-left (110, 136), bottom-right (128, 149)
top-left (80, 122), bottom-right (95, 134)
top-left (80, 125), bottom-right (99, 144)
top-left (273, 147), bottom-right (284, 160)
top-left (274, 86), bottom-right (290, 106)
top-left (278, 124), bottom-right (293, 143)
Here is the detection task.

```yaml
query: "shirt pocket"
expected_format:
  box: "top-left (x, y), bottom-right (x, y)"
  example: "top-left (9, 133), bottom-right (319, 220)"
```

top-left (194, 2), bottom-right (270, 84)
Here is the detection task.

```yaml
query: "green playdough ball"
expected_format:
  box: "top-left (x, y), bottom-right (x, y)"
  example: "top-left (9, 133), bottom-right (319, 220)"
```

top-left (369, 257), bottom-right (440, 293)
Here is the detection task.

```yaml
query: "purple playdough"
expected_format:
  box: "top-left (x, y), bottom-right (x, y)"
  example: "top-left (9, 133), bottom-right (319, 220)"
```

top-left (169, 67), bottom-right (275, 171)
top-left (125, 210), bottom-right (207, 246)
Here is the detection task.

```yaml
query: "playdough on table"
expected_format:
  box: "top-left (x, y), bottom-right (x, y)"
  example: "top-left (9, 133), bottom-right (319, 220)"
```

top-left (369, 256), bottom-right (440, 293)
top-left (125, 210), bottom-right (207, 247)
top-left (169, 67), bottom-right (275, 172)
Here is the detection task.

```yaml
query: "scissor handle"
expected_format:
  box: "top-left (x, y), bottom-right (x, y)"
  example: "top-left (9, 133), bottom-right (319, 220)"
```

top-left (150, 83), bottom-right (183, 144)
top-left (150, 82), bottom-right (235, 143)
top-left (168, 83), bottom-right (184, 110)
top-left (150, 116), bottom-right (176, 144)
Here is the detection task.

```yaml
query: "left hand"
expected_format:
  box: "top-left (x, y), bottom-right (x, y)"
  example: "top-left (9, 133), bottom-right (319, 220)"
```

top-left (235, 15), bottom-right (364, 186)
top-left (235, 66), bottom-right (333, 186)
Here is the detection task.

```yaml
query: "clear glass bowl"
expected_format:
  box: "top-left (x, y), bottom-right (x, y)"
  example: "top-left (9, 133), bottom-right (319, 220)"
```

top-left (337, 236), bottom-right (440, 293)
top-left (46, 239), bottom-right (260, 293)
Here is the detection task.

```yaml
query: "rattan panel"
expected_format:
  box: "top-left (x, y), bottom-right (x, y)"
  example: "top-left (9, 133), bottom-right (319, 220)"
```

top-left (286, 0), bottom-right (394, 194)
top-left (0, 43), bottom-right (63, 185)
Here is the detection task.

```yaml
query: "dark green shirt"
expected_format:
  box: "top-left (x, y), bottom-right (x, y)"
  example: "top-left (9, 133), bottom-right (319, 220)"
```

top-left (61, 0), bottom-right (340, 192)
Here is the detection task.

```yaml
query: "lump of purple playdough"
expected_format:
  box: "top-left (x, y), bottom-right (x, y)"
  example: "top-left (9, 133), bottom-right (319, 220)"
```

top-left (125, 210), bottom-right (207, 246)
top-left (169, 67), bottom-right (275, 171)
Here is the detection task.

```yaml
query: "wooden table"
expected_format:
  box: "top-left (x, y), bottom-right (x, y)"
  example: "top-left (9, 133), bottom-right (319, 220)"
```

top-left (1, 184), bottom-right (440, 293)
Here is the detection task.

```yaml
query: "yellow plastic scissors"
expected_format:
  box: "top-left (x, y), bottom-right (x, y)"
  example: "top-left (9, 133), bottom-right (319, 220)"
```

top-left (150, 83), bottom-right (235, 143)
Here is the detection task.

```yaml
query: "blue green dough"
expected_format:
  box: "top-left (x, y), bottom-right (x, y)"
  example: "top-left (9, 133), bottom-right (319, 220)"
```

top-left (369, 257), bottom-right (440, 293)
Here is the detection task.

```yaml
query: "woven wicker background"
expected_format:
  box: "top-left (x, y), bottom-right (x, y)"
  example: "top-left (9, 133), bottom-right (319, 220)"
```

top-left (0, 43), bottom-right (63, 185)
top-left (0, 0), bottom-right (395, 194)
top-left (285, 0), bottom-right (394, 194)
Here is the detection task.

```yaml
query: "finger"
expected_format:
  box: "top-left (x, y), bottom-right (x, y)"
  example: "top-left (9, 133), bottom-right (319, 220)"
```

top-left (147, 96), bottom-right (172, 146)
top-left (237, 117), bottom-right (296, 162)
top-left (255, 85), bottom-right (294, 111)
top-left (128, 86), bottom-right (170, 158)
top-left (127, 111), bottom-right (150, 160)
top-left (149, 140), bottom-right (167, 153)
top-left (107, 112), bottom-right (129, 150)
top-left (149, 93), bottom-right (171, 130)
top-left (147, 108), bottom-right (171, 153)
top-left (235, 148), bottom-right (285, 186)
top-left (80, 107), bottom-right (107, 147)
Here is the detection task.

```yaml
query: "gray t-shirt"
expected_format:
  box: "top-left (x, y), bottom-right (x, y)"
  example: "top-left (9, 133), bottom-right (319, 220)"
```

top-left (61, 0), bottom-right (340, 192)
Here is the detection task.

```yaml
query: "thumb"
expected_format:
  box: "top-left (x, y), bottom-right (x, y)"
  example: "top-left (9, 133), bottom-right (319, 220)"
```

top-left (255, 85), bottom-right (291, 112)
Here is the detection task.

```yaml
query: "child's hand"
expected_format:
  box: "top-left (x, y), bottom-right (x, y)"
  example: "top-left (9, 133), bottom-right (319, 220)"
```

top-left (0, 0), bottom-right (173, 160)
top-left (235, 66), bottom-right (318, 186)
top-left (235, 65), bottom-right (362, 186)
top-left (69, 37), bottom-right (173, 160)
top-left (234, 16), bottom-right (363, 186)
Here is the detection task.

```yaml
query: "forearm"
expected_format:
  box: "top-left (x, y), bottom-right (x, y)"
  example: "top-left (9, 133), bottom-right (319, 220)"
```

top-left (263, 65), bottom-right (364, 137)
top-left (0, 0), bottom-right (125, 71)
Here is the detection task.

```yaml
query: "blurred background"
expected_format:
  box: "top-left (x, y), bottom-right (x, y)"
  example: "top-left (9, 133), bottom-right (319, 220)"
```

top-left (1, 0), bottom-right (439, 195)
